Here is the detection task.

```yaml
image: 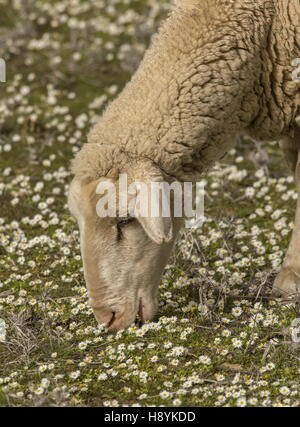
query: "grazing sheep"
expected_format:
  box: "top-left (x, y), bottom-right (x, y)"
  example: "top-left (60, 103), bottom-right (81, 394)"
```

top-left (69, 0), bottom-right (300, 330)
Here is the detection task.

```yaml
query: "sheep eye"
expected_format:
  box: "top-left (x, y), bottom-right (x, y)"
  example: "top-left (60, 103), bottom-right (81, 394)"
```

top-left (118, 218), bottom-right (134, 227)
top-left (116, 218), bottom-right (134, 241)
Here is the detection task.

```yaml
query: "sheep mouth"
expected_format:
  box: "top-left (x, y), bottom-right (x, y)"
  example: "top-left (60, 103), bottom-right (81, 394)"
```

top-left (106, 311), bottom-right (116, 329)
top-left (105, 298), bottom-right (144, 329)
top-left (135, 297), bottom-right (144, 327)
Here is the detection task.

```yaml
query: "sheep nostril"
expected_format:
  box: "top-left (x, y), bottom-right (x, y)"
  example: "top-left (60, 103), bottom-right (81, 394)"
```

top-left (106, 311), bottom-right (116, 329)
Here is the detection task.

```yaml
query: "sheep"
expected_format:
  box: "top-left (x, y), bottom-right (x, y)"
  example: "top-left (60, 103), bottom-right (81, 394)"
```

top-left (69, 0), bottom-right (300, 330)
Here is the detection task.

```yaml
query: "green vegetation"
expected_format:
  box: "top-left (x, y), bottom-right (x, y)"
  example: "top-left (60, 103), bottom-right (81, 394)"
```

top-left (0, 0), bottom-right (299, 407)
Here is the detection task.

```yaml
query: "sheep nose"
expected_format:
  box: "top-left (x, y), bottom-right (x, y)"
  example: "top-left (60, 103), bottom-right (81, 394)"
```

top-left (92, 307), bottom-right (115, 328)
top-left (91, 298), bottom-right (150, 331)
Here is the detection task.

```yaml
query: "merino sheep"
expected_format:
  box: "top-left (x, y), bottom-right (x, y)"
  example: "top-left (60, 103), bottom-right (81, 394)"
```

top-left (69, 0), bottom-right (300, 330)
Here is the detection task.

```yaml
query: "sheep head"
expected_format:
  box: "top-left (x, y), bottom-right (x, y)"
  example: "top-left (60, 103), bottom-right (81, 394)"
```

top-left (69, 153), bottom-right (183, 330)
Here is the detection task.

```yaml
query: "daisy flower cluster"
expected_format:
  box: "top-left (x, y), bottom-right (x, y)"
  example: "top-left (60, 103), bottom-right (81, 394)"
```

top-left (0, 0), bottom-right (299, 407)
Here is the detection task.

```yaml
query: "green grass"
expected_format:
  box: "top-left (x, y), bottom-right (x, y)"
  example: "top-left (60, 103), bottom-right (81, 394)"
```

top-left (0, 0), bottom-right (300, 407)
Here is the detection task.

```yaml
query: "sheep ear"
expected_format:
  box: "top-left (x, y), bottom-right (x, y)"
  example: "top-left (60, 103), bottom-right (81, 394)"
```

top-left (129, 161), bottom-right (174, 244)
top-left (137, 215), bottom-right (173, 245)
top-left (128, 181), bottom-right (174, 244)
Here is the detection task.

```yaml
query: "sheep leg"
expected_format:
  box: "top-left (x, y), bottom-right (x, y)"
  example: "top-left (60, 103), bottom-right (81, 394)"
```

top-left (273, 127), bottom-right (300, 297)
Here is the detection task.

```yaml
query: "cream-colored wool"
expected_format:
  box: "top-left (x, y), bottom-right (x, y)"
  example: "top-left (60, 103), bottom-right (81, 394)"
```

top-left (72, 0), bottom-right (299, 183)
top-left (70, 0), bottom-right (300, 330)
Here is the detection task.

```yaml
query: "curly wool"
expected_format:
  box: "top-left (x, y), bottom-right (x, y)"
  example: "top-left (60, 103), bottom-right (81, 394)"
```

top-left (72, 0), bottom-right (300, 183)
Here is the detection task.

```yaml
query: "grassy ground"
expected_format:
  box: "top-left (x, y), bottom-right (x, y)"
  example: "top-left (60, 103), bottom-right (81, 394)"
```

top-left (0, 0), bottom-right (300, 407)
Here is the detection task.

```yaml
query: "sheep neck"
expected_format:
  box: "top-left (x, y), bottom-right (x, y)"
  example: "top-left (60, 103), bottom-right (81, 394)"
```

top-left (87, 0), bottom-right (299, 182)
